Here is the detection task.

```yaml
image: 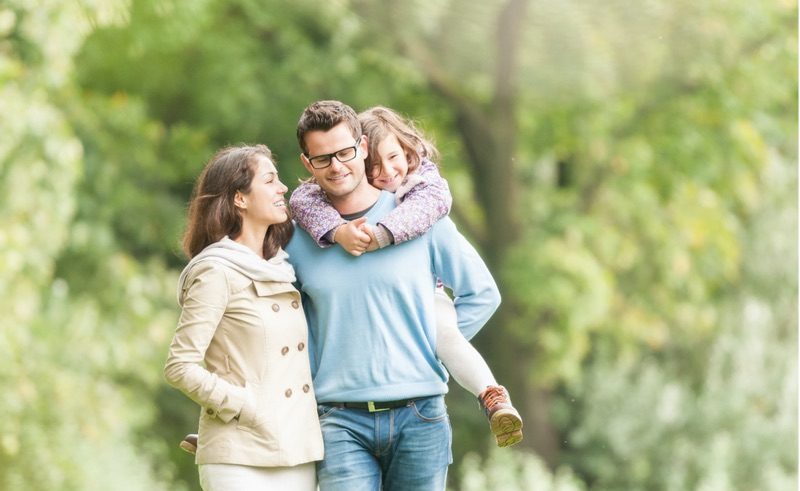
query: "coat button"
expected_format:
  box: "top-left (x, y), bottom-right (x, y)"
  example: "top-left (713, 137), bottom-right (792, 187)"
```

top-left (297, 342), bottom-right (305, 351)
top-left (281, 346), bottom-right (289, 356)
top-left (285, 388), bottom-right (293, 398)
top-left (206, 408), bottom-right (214, 416)
top-left (291, 300), bottom-right (299, 309)
top-left (272, 304), bottom-right (280, 312)
top-left (303, 384), bottom-right (310, 393)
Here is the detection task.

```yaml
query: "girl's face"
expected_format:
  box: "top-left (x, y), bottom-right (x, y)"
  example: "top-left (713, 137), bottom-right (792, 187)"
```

top-left (239, 155), bottom-right (289, 226)
top-left (370, 134), bottom-right (410, 192)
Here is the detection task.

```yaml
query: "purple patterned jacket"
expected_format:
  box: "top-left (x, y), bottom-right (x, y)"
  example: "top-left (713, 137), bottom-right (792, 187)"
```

top-left (288, 159), bottom-right (452, 247)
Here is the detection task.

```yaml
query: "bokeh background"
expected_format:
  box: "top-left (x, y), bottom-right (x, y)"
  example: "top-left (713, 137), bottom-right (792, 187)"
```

top-left (1, 0), bottom-right (797, 489)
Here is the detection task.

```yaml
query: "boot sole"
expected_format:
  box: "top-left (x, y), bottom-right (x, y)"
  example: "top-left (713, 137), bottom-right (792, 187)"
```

top-left (179, 441), bottom-right (197, 455)
top-left (496, 429), bottom-right (523, 447)
top-left (490, 408), bottom-right (523, 447)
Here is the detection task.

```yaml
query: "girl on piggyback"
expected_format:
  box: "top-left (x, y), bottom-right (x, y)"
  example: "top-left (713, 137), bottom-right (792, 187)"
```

top-left (289, 106), bottom-right (523, 448)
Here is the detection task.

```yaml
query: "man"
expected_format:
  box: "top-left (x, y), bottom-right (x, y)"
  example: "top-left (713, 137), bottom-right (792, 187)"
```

top-left (286, 100), bottom-right (501, 490)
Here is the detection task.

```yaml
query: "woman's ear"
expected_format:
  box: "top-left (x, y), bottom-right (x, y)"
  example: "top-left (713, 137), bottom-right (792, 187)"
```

top-left (234, 191), bottom-right (247, 210)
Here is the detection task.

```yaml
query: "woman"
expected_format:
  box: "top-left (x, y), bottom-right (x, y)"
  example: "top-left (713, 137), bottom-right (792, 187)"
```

top-left (164, 144), bottom-right (323, 490)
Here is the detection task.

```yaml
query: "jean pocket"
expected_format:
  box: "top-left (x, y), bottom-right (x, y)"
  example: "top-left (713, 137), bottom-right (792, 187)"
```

top-left (410, 397), bottom-right (448, 423)
top-left (317, 404), bottom-right (340, 421)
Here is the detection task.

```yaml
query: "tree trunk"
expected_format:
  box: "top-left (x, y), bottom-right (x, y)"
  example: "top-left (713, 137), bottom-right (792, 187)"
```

top-left (472, 0), bottom-right (563, 467)
top-left (474, 298), bottom-right (562, 466)
top-left (374, 0), bottom-right (564, 469)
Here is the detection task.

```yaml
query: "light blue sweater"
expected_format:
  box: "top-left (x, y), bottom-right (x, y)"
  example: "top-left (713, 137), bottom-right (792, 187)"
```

top-left (286, 191), bottom-right (501, 403)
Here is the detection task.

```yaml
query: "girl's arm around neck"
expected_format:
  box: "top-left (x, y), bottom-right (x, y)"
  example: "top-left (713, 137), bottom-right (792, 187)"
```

top-left (288, 181), bottom-right (347, 247)
top-left (377, 160), bottom-right (452, 245)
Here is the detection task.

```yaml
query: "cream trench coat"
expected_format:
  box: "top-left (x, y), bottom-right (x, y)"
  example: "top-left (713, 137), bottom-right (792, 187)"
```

top-left (164, 260), bottom-right (323, 467)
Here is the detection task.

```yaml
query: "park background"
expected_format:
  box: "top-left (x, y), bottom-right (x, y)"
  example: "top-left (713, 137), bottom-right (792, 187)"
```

top-left (1, 0), bottom-right (797, 489)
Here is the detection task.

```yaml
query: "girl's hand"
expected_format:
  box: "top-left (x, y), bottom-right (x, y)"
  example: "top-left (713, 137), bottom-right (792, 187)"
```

top-left (359, 223), bottom-right (380, 253)
top-left (334, 217), bottom-right (372, 256)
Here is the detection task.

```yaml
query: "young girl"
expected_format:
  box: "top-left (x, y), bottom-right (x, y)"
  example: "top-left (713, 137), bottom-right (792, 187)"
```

top-left (289, 106), bottom-right (524, 447)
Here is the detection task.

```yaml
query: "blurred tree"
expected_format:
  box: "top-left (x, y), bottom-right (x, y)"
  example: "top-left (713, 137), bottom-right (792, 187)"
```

top-left (0, 1), bottom-right (182, 489)
top-left (562, 156), bottom-right (797, 489)
top-left (457, 445), bottom-right (587, 491)
top-left (345, 0), bottom-right (797, 467)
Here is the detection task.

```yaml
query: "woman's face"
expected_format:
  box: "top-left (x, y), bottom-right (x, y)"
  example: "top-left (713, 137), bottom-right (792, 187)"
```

top-left (370, 134), bottom-right (410, 192)
top-left (240, 155), bottom-right (289, 226)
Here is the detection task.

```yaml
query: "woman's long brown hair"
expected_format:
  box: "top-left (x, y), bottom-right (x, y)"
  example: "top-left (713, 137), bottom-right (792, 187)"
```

top-left (182, 144), bottom-right (293, 259)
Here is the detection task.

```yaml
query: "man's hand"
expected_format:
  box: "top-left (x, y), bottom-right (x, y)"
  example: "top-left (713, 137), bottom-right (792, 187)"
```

top-left (334, 217), bottom-right (372, 256)
top-left (360, 223), bottom-right (380, 252)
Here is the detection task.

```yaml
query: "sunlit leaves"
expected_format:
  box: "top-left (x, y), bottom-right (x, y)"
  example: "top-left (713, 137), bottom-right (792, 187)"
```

top-left (503, 232), bottom-right (613, 386)
top-left (0, 1), bottom-right (180, 489)
top-left (459, 446), bottom-right (587, 490)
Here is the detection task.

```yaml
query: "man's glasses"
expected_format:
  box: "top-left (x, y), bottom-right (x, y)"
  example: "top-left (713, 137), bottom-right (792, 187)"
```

top-left (306, 139), bottom-right (360, 169)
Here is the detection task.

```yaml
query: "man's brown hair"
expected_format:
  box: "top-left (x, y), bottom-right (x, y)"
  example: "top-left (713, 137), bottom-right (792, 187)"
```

top-left (296, 100), bottom-right (361, 155)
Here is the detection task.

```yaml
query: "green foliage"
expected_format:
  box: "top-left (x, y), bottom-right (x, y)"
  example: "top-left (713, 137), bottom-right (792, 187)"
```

top-left (502, 0), bottom-right (797, 387)
top-left (74, 0), bottom-right (376, 185)
top-left (563, 301), bottom-right (796, 490)
top-left (456, 446), bottom-right (587, 491)
top-left (64, 92), bottom-right (209, 266)
top-left (561, 157), bottom-right (797, 490)
top-left (2, 274), bottom-right (182, 491)
top-left (0, 1), bottom-right (182, 489)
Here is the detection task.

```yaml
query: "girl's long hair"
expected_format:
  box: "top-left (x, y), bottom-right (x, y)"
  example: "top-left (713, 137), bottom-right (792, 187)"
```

top-left (182, 144), bottom-right (293, 259)
top-left (359, 106), bottom-right (440, 179)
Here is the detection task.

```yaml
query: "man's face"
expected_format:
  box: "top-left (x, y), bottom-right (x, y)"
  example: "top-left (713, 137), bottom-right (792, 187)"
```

top-left (301, 122), bottom-right (369, 200)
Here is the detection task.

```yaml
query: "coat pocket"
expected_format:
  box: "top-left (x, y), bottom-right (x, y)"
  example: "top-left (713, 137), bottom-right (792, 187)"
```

top-left (236, 380), bottom-right (259, 428)
top-left (235, 381), bottom-right (277, 444)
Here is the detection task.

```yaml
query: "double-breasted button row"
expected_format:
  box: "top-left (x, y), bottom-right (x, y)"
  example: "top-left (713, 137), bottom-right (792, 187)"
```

top-left (284, 384), bottom-right (312, 398)
top-left (280, 342), bottom-right (305, 355)
top-left (273, 300), bottom-right (299, 311)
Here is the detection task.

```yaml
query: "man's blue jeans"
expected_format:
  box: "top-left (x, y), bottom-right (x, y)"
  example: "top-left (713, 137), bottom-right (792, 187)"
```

top-left (315, 395), bottom-right (452, 491)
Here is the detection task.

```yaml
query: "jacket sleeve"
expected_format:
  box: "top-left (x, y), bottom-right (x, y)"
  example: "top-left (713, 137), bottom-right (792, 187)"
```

top-left (289, 181), bottom-right (346, 247)
top-left (163, 262), bottom-right (248, 423)
top-left (377, 160), bottom-right (452, 244)
top-left (429, 218), bottom-right (501, 340)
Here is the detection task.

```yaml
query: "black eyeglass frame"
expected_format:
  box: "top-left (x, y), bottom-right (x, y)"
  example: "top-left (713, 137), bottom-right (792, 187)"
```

top-left (305, 138), bottom-right (362, 169)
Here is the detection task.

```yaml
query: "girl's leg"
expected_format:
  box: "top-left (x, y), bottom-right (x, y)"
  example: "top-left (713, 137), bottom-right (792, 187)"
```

top-left (434, 288), bottom-right (497, 396)
top-left (434, 287), bottom-right (523, 447)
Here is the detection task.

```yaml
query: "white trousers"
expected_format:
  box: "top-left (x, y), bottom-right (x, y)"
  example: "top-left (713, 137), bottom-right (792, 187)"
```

top-left (199, 462), bottom-right (317, 491)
